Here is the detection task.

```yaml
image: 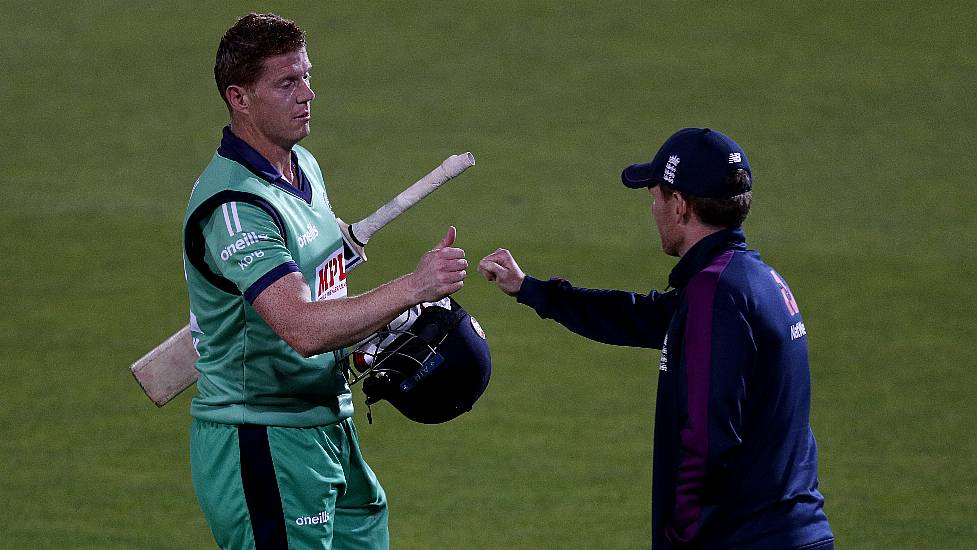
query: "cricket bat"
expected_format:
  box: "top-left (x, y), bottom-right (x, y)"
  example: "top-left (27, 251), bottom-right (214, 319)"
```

top-left (131, 152), bottom-right (476, 407)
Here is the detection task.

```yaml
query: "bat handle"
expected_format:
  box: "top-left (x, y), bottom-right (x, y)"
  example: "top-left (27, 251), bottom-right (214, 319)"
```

top-left (350, 152), bottom-right (475, 246)
top-left (347, 221), bottom-right (368, 248)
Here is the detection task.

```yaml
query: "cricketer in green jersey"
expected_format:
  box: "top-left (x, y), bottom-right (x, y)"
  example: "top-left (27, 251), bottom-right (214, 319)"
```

top-left (182, 13), bottom-right (468, 549)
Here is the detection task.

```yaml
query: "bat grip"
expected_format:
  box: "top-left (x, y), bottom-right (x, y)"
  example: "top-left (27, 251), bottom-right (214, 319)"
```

top-left (348, 224), bottom-right (367, 247)
top-left (351, 152), bottom-right (475, 245)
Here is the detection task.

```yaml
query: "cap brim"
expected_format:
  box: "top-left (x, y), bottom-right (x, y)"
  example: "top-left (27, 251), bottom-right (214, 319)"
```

top-left (621, 162), bottom-right (661, 189)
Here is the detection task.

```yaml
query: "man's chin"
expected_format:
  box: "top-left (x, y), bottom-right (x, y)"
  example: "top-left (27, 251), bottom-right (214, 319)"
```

top-left (281, 125), bottom-right (310, 148)
top-left (660, 240), bottom-right (680, 257)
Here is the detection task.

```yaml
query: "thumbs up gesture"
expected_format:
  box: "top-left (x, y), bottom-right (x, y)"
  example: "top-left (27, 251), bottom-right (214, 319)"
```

top-left (409, 226), bottom-right (467, 302)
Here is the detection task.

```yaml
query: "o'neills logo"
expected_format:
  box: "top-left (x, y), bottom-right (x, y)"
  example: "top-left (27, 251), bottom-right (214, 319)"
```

top-left (297, 223), bottom-right (320, 247)
top-left (296, 510), bottom-right (329, 526)
top-left (219, 232), bottom-right (267, 261)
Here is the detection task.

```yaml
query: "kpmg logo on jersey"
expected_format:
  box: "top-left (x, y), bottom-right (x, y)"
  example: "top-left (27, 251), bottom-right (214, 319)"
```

top-left (316, 247), bottom-right (347, 300)
top-left (298, 222), bottom-right (320, 247)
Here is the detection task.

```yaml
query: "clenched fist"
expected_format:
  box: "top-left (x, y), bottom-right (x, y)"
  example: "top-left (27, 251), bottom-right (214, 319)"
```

top-left (478, 248), bottom-right (525, 296)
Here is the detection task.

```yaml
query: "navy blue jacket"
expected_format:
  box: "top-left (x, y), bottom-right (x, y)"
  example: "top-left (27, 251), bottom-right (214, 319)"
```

top-left (517, 228), bottom-right (833, 549)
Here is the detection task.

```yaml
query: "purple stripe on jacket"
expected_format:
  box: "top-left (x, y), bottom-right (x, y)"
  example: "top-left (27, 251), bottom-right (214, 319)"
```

top-left (666, 249), bottom-right (735, 545)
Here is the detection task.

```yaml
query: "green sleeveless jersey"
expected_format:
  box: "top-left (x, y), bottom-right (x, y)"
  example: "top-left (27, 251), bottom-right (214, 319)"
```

top-left (182, 128), bottom-right (353, 427)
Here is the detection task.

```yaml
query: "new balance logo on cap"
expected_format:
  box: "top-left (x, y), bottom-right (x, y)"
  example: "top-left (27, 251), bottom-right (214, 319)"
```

top-left (621, 127), bottom-right (752, 198)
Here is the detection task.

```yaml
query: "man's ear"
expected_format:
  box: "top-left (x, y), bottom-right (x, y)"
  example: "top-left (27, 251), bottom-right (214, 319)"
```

top-left (673, 192), bottom-right (692, 225)
top-left (225, 85), bottom-right (250, 114)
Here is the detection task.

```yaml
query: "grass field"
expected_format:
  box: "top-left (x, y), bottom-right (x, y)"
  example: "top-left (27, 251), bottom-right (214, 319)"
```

top-left (2, 1), bottom-right (976, 548)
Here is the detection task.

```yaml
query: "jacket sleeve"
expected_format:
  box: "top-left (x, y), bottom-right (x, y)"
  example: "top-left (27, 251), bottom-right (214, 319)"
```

top-left (515, 275), bottom-right (678, 349)
top-left (666, 279), bottom-right (755, 545)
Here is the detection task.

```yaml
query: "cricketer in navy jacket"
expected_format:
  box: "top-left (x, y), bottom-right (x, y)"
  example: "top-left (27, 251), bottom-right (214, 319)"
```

top-left (515, 227), bottom-right (833, 549)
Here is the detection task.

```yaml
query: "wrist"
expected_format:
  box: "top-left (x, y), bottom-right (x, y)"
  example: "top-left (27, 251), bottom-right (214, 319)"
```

top-left (508, 273), bottom-right (526, 297)
top-left (384, 272), bottom-right (421, 308)
top-left (514, 274), bottom-right (540, 304)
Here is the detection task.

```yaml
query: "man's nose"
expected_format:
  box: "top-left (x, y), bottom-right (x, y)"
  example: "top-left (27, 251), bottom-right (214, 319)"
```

top-left (299, 79), bottom-right (315, 103)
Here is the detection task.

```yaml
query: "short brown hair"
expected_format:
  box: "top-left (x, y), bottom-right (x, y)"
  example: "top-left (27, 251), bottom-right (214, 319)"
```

top-left (214, 13), bottom-right (306, 106)
top-left (661, 169), bottom-right (752, 228)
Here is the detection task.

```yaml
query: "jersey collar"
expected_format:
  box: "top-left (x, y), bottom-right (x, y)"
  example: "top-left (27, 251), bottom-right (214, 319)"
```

top-left (668, 227), bottom-right (747, 289)
top-left (217, 125), bottom-right (313, 204)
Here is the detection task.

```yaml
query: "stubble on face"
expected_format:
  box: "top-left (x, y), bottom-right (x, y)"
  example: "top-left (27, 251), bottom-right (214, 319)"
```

top-left (248, 48), bottom-right (315, 151)
top-left (650, 186), bottom-right (681, 257)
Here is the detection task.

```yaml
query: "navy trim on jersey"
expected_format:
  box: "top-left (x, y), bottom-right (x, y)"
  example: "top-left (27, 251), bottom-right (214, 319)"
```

top-left (238, 425), bottom-right (288, 549)
top-left (217, 126), bottom-right (313, 204)
top-left (245, 261), bottom-right (301, 303)
top-left (185, 191), bottom-right (289, 296)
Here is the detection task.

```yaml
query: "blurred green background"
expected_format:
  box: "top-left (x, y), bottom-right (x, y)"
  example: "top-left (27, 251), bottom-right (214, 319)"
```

top-left (2, 1), bottom-right (975, 548)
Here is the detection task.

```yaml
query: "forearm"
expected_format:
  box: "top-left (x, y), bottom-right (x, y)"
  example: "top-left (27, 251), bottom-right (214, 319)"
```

top-left (299, 275), bottom-right (421, 355)
top-left (516, 276), bottom-right (676, 349)
top-left (253, 272), bottom-right (421, 357)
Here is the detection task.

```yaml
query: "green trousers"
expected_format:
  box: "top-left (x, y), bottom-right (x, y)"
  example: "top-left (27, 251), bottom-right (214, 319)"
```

top-left (191, 418), bottom-right (388, 549)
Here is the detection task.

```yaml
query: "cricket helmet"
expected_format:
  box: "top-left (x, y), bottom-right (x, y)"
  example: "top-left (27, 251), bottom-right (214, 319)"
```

top-left (344, 297), bottom-right (491, 424)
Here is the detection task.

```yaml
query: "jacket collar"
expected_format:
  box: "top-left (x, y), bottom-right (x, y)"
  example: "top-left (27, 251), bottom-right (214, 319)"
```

top-left (216, 125), bottom-right (312, 204)
top-left (667, 227), bottom-right (747, 289)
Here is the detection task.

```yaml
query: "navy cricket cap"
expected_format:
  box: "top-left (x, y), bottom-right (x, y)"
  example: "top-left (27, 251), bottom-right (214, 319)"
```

top-left (621, 128), bottom-right (752, 198)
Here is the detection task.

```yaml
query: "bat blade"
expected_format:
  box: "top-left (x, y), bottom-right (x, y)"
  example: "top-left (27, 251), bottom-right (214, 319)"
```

top-left (129, 238), bottom-right (363, 407)
top-left (130, 325), bottom-right (199, 407)
top-left (131, 152), bottom-right (475, 407)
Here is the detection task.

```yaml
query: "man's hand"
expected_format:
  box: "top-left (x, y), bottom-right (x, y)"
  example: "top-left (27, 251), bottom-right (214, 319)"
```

top-left (409, 226), bottom-right (467, 303)
top-left (478, 248), bottom-right (525, 297)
